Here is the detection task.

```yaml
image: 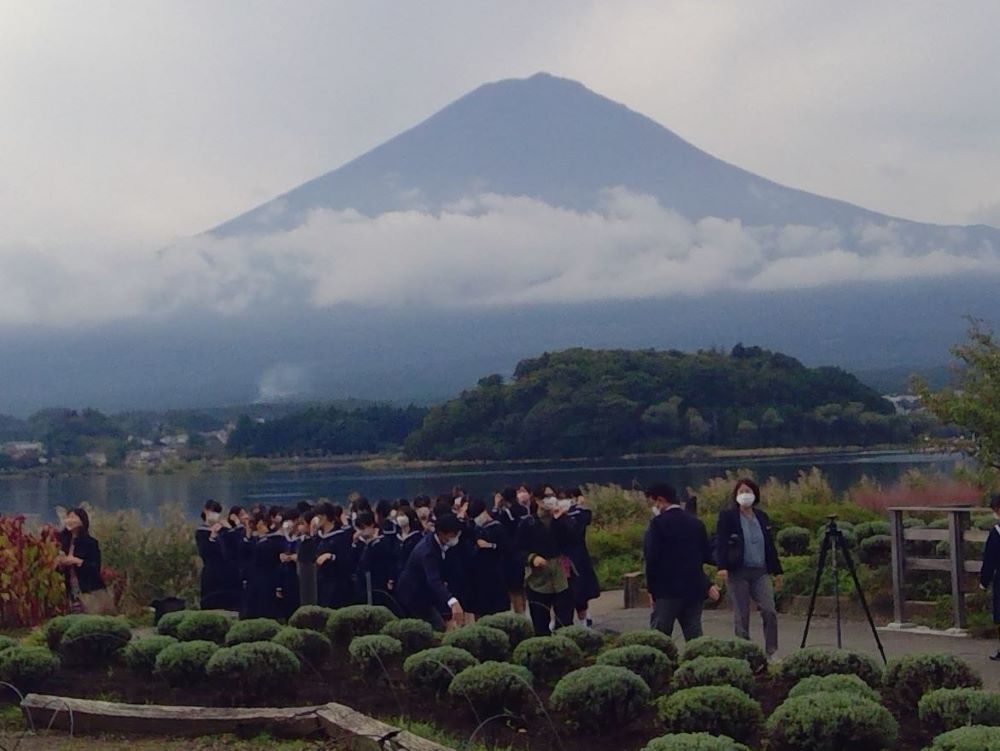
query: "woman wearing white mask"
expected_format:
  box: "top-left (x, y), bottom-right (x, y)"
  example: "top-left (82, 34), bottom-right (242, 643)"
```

top-left (467, 498), bottom-right (511, 617)
top-left (714, 479), bottom-right (783, 660)
top-left (515, 492), bottom-right (576, 636)
top-left (196, 499), bottom-right (236, 610)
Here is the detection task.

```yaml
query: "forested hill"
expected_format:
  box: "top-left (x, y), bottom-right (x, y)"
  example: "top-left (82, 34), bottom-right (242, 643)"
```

top-left (403, 346), bottom-right (912, 461)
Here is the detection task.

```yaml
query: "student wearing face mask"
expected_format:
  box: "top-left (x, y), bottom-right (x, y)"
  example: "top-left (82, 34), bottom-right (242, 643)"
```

top-left (467, 498), bottom-right (511, 617)
top-left (223, 505), bottom-right (253, 616)
top-left (563, 489), bottom-right (600, 627)
top-left (714, 478), bottom-right (783, 660)
top-left (497, 486), bottom-right (530, 614)
top-left (978, 494), bottom-right (1000, 661)
top-left (196, 500), bottom-right (237, 610)
top-left (315, 503), bottom-right (354, 608)
top-left (515, 493), bottom-right (576, 636)
top-left (353, 510), bottom-right (400, 612)
top-left (276, 509), bottom-right (302, 620)
top-left (395, 513), bottom-right (466, 631)
top-left (396, 508), bottom-right (423, 573)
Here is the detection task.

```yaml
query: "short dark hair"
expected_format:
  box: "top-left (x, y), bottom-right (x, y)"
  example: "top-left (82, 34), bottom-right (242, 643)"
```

top-left (645, 483), bottom-right (678, 504)
top-left (467, 498), bottom-right (488, 519)
top-left (435, 513), bottom-right (462, 535)
top-left (501, 487), bottom-right (517, 503)
top-left (296, 500), bottom-right (313, 513)
top-left (354, 511), bottom-right (376, 529)
top-left (731, 478), bottom-right (761, 506)
top-left (990, 494), bottom-right (1000, 512)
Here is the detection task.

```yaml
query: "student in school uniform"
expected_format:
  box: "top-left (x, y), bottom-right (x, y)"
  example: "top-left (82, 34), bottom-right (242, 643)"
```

top-left (468, 498), bottom-right (511, 617)
top-left (396, 508), bottom-right (424, 573)
top-left (563, 488), bottom-right (600, 627)
top-left (496, 487), bottom-right (529, 614)
top-left (515, 493), bottom-right (576, 636)
top-left (223, 505), bottom-right (252, 613)
top-left (395, 513), bottom-right (466, 631)
top-left (314, 502), bottom-right (355, 608)
top-left (195, 500), bottom-right (237, 610)
top-left (297, 508), bottom-right (319, 607)
top-left (979, 494), bottom-right (1000, 661)
top-left (247, 510), bottom-right (285, 619)
top-left (353, 511), bottom-right (399, 612)
top-left (278, 508), bottom-right (302, 620)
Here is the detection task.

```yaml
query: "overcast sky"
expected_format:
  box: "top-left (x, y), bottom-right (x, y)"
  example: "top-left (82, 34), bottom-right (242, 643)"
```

top-left (2, 1), bottom-right (1000, 324)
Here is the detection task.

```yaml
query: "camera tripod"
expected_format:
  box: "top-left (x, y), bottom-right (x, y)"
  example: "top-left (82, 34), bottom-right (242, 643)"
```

top-left (801, 515), bottom-right (887, 664)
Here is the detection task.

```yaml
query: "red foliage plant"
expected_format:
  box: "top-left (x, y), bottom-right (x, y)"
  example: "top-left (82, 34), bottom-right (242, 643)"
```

top-left (0, 515), bottom-right (67, 628)
top-left (852, 478), bottom-right (984, 514)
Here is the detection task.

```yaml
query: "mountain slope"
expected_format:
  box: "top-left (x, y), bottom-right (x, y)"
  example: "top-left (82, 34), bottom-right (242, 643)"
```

top-left (210, 73), bottom-right (1000, 255)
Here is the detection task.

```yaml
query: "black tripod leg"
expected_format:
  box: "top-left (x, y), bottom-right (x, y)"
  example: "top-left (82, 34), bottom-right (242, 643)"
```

top-left (840, 539), bottom-right (888, 664)
top-left (801, 532), bottom-right (832, 649)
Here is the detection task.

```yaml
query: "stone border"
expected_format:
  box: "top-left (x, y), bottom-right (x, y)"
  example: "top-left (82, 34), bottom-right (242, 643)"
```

top-left (21, 694), bottom-right (454, 749)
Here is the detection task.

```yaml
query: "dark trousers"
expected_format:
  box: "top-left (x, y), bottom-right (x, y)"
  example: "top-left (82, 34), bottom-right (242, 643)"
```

top-left (652, 597), bottom-right (704, 641)
top-left (527, 588), bottom-right (573, 636)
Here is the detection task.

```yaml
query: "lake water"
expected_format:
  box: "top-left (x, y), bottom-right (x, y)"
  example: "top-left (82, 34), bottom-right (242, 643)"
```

top-left (0, 450), bottom-right (963, 522)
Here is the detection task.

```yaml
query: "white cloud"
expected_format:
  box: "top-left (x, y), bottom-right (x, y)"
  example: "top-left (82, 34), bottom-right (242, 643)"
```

top-left (4, 189), bottom-right (995, 327)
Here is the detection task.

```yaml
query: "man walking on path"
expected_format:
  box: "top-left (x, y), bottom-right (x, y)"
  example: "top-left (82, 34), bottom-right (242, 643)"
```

top-left (644, 482), bottom-right (719, 640)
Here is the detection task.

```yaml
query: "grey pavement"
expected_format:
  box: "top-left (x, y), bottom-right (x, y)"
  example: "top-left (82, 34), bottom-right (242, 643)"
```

top-left (589, 590), bottom-right (1000, 690)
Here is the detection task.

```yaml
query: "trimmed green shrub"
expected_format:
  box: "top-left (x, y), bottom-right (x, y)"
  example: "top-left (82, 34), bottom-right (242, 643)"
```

top-left (441, 625), bottom-right (510, 662)
top-left (272, 627), bottom-right (332, 667)
top-left (858, 535), bottom-right (892, 566)
top-left (348, 634), bottom-right (403, 676)
top-left (672, 656), bottom-right (754, 696)
top-left (403, 646), bottom-right (479, 694)
top-left (788, 673), bottom-right (880, 703)
top-left (224, 617), bottom-right (282, 646)
top-left (642, 734), bottom-right (751, 751)
top-left (176, 611), bottom-right (232, 644)
top-left (58, 615), bottom-right (132, 667)
top-left (0, 646), bottom-right (60, 691)
top-left (288, 605), bottom-right (334, 632)
top-left (919, 688), bottom-right (1000, 735)
top-left (854, 521), bottom-right (891, 543)
top-left (156, 610), bottom-right (188, 637)
top-left (512, 636), bottom-right (585, 685)
top-left (154, 640), bottom-right (219, 687)
top-left (925, 725), bottom-right (1000, 750)
top-left (656, 686), bottom-right (763, 745)
top-left (555, 625), bottom-right (606, 655)
top-left (616, 629), bottom-right (680, 665)
top-left (0, 636), bottom-right (19, 653)
top-left (766, 692), bottom-right (898, 751)
top-left (448, 661), bottom-right (536, 716)
top-left (681, 636), bottom-right (767, 673)
top-left (475, 612), bottom-right (535, 648)
top-left (381, 618), bottom-right (437, 655)
top-left (206, 642), bottom-right (301, 700)
top-left (884, 653), bottom-right (982, 710)
top-left (550, 665), bottom-right (651, 733)
top-left (122, 635), bottom-right (178, 675)
top-left (326, 605), bottom-right (397, 646)
top-left (777, 526), bottom-right (812, 556)
top-left (43, 614), bottom-right (83, 650)
top-left (596, 645), bottom-right (674, 693)
top-left (778, 647), bottom-right (883, 688)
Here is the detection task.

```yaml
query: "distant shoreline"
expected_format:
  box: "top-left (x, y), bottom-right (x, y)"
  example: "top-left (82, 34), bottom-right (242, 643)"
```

top-left (0, 443), bottom-right (960, 480)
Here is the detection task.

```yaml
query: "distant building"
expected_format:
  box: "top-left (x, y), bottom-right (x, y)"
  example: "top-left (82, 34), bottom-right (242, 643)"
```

top-left (0, 441), bottom-right (44, 460)
top-left (885, 394), bottom-right (921, 414)
top-left (84, 452), bottom-right (108, 468)
top-left (159, 434), bottom-right (189, 448)
top-left (125, 447), bottom-right (180, 468)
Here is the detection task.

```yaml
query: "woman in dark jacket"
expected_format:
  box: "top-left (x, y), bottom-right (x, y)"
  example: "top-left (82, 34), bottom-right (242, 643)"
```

top-left (56, 507), bottom-right (105, 611)
top-left (246, 509), bottom-right (285, 619)
top-left (978, 494), bottom-right (1000, 661)
top-left (714, 478), bottom-right (783, 659)
top-left (196, 499), bottom-right (238, 610)
top-left (514, 495), bottom-right (576, 636)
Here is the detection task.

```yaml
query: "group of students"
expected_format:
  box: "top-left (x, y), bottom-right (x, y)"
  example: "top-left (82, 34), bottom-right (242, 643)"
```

top-left (195, 484), bottom-right (601, 636)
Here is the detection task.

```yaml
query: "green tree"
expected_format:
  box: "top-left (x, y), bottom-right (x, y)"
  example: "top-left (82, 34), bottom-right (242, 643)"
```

top-left (915, 319), bottom-right (1000, 473)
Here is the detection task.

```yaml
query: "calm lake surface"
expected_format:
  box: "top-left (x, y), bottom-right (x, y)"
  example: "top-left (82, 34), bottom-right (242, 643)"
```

top-left (0, 450), bottom-right (963, 522)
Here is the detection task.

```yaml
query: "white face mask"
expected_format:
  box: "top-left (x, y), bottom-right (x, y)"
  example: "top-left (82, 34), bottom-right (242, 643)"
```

top-left (736, 492), bottom-right (756, 508)
top-left (282, 520), bottom-right (293, 532)
top-left (474, 511), bottom-right (492, 527)
top-left (650, 505), bottom-right (661, 517)
top-left (557, 499), bottom-right (573, 512)
top-left (444, 533), bottom-right (461, 549)
top-left (542, 496), bottom-right (559, 511)
top-left (397, 515), bottom-right (410, 531)
top-left (205, 512), bottom-right (220, 524)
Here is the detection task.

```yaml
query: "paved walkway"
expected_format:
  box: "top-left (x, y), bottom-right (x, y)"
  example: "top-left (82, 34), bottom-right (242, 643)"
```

top-left (589, 590), bottom-right (1000, 690)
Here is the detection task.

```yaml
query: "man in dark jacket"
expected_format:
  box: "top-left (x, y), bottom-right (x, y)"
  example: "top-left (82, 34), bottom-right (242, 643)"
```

top-left (644, 483), bottom-right (719, 640)
top-left (394, 513), bottom-right (465, 630)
